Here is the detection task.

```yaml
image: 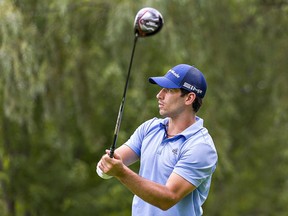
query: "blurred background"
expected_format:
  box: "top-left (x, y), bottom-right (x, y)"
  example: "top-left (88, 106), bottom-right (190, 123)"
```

top-left (0, 0), bottom-right (288, 215)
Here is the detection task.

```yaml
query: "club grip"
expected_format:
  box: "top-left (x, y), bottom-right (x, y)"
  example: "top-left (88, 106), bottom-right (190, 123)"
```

top-left (109, 147), bottom-right (115, 158)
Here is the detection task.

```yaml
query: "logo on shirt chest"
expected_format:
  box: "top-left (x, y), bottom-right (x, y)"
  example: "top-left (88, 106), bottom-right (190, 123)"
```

top-left (172, 148), bottom-right (178, 155)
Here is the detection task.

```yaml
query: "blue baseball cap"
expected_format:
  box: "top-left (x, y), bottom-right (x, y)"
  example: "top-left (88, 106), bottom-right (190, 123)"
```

top-left (149, 64), bottom-right (207, 98)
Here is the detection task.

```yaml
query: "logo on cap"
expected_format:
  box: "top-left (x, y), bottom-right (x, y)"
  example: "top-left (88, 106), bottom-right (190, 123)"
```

top-left (183, 82), bottom-right (203, 94)
top-left (169, 69), bottom-right (180, 78)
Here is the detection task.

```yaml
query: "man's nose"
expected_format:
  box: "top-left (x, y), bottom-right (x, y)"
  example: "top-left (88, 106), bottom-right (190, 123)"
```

top-left (156, 88), bottom-right (165, 99)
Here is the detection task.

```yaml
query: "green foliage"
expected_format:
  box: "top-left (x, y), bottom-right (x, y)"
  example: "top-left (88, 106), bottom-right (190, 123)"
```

top-left (0, 0), bottom-right (288, 215)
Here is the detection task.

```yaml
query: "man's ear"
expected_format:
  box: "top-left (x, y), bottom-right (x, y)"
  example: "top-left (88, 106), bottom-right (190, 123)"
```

top-left (185, 92), bottom-right (196, 105)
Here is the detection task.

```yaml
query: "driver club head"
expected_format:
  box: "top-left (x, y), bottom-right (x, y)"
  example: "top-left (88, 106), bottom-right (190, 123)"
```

top-left (134, 7), bottom-right (164, 37)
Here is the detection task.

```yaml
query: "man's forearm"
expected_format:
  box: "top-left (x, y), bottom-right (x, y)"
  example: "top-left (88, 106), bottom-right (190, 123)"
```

top-left (116, 166), bottom-right (178, 210)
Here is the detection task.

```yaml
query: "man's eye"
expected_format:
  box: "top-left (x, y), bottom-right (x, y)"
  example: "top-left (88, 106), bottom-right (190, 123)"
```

top-left (163, 88), bottom-right (172, 93)
top-left (165, 88), bottom-right (178, 93)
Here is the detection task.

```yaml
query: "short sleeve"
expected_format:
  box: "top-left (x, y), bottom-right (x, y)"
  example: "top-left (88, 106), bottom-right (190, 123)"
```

top-left (173, 142), bottom-right (218, 187)
top-left (125, 118), bottom-right (158, 157)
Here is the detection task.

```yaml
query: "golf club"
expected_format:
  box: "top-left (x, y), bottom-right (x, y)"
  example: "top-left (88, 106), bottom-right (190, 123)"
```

top-left (109, 7), bottom-right (163, 158)
top-left (97, 7), bottom-right (163, 179)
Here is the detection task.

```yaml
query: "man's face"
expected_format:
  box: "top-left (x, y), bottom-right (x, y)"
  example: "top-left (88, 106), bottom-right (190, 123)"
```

top-left (156, 88), bottom-right (188, 118)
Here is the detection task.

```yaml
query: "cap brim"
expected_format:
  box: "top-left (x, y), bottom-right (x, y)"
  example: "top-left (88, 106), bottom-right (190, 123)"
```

top-left (149, 77), bottom-right (179, 89)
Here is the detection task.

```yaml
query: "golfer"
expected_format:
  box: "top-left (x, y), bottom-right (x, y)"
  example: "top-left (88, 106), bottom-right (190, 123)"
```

top-left (97, 64), bottom-right (218, 216)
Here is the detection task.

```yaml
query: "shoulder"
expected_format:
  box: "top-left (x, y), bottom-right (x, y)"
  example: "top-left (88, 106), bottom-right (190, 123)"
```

top-left (137, 117), bottom-right (166, 133)
top-left (181, 128), bottom-right (218, 168)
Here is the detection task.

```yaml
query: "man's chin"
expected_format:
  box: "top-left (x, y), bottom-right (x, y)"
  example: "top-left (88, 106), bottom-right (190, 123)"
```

top-left (159, 111), bottom-right (168, 117)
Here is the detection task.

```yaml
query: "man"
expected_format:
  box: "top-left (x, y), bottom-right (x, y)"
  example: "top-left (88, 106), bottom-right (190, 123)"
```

top-left (97, 64), bottom-right (218, 216)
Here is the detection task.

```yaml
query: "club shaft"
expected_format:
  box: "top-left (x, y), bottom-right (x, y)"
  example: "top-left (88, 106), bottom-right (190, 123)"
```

top-left (109, 34), bottom-right (139, 158)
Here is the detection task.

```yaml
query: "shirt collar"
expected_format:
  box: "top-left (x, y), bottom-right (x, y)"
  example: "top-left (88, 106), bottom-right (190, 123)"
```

top-left (159, 116), bottom-right (204, 139)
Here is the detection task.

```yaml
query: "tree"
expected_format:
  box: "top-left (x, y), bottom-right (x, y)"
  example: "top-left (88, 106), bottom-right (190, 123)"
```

top-left (1, 0), bottom-right (288, 215)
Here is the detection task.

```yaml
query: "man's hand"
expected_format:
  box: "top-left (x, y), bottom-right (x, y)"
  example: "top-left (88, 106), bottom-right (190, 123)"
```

top-left (98, 150), bottom-right (125, 178)
top-left (96, 163), bottom-right (112, 179)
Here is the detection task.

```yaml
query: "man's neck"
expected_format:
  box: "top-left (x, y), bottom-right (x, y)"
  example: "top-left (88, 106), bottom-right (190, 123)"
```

top-left (167, 113), bottom-right (196, 136)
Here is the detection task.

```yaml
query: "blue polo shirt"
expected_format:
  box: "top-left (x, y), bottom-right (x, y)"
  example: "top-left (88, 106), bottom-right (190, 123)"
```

top-left (125, 117), bottom-right (217, 216)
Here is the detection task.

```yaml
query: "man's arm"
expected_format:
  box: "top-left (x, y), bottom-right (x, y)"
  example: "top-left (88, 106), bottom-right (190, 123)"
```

top-left (115, 144), bottom-right (139, 166)
top-left (99, 150), bottom-right (196, 211)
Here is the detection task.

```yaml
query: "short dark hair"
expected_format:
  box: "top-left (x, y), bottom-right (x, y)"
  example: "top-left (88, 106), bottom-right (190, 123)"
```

top-left (180, 89), bottom-right (203, 113)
